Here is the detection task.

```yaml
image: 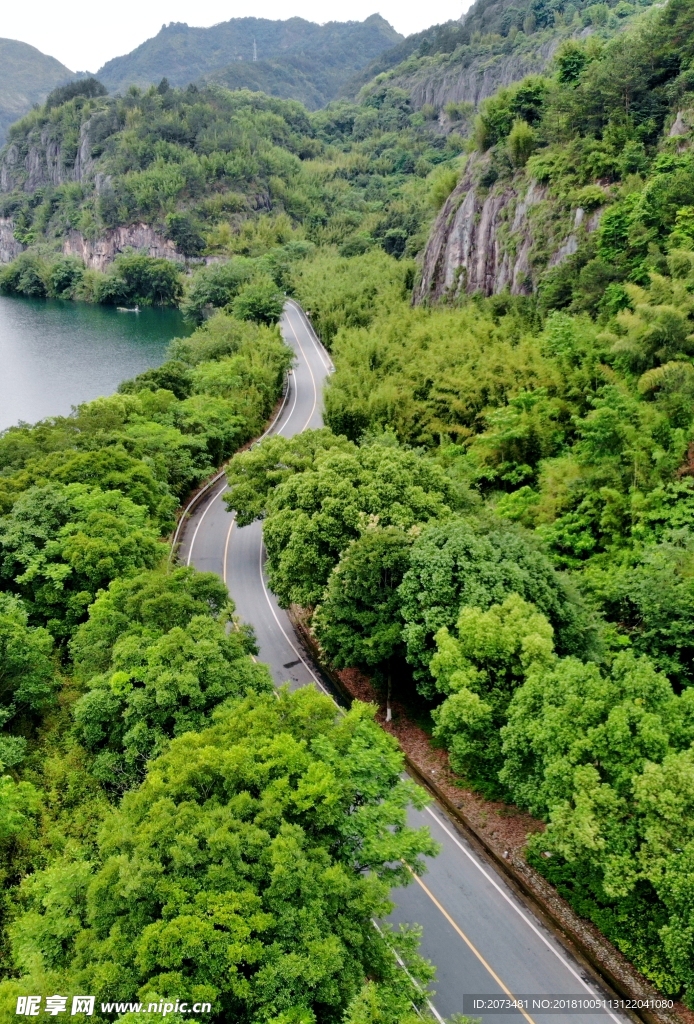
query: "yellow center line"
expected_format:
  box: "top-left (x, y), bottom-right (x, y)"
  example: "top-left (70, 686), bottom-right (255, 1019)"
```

top-left (406, 866), bottom-right (537, 1024)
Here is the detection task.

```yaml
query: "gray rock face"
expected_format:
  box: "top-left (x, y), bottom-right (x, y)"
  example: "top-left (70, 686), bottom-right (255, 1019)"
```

top-left (669, 111), bottom-right (689, 137)
top-left (415, 154), bottom-right (603, 303)
top-left (61, 224), bottom-right (184, 271)
top-left (392, 37), bottom-right (560, 113)
top-left (0, 219), bottom-right (182, 269)
top-left (415, 155), bottom-right (544, 302)
top-left (0, 217), bottom-right (24, 263)
top-left (1, 117), bottom-right (95, 193)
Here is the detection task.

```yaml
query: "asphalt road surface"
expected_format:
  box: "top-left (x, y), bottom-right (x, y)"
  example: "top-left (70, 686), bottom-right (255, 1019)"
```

top-left (177, 300), bottom-right (628, 1024)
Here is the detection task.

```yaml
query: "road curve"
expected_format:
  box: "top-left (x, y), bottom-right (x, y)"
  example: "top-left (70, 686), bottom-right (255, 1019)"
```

top-left (177, 301), bottom-right (626, 1024)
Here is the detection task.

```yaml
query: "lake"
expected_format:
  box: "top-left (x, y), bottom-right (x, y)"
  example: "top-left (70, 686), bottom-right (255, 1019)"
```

top-left (0, 295), bottom-right (192, 431)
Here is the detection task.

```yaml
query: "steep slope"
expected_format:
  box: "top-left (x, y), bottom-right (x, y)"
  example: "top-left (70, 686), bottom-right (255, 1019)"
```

top-left (0, 80), bottom-right (449, 270)
top-left (203, 59), bottom-right (325, 111)
top-left (97, 16), bottom-right (402, 106)
top-left (348, 0), bottom-right (655, 111)
top-left (0, 39), bottom-right (74, 146)
top-left (415, 0), bottom-right (694, 312)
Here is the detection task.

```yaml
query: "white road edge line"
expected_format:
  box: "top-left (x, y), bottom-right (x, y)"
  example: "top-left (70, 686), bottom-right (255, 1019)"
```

top-left (223, 513), bottom-right (236, 587)
top-left (257, 537), bottom-right (332, 696)
top-left (258, 362), bottom-right (295, 442)
top-left (284, 307), bottom-right (318, 432)
top-left (285, 299), bottom-right (335, 373)
top-left (276, 360), bottom-right (299, 436)
top-left (371, 918), bottom-right (445, 1024)
top-left (423, 807), bottom-right (624, 1024)
top-left (185, 481), bottom-right (228, 567)
top-left (185, 348), bottom-right (296, 565)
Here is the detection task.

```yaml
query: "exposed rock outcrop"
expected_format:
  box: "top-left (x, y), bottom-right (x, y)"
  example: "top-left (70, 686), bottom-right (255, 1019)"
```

top-left (1, 117), bottom-right (96, 193)
top-left (391, 37), bottom-right (561, 113)
top-left (415, 154), bottom-right (602, 303)
top-left (0, 218), bottom-right (24, 263)
top-left (62, 224), bottom-right (184, 272)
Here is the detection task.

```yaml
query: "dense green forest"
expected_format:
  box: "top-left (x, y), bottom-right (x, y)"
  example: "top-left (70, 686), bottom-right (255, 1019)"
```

top-left (0, 77), bottom-right (461, 271)
top-left (225, 0), bottom-right (694, 1003)
top-left (0, 305), bottom-right (440, 1023)
top-left (0, 39), bottom-right (73, 147)
top-left (4, 0), bottom-right (694, 1012)
top-left (96, 15), bottom-right (402, 106)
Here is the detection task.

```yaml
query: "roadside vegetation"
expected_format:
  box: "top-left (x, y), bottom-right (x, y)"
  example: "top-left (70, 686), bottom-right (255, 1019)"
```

top-left (0, 306), bottom-right (441, 1023)
top-left (3, 0), bottom-right (694, 1012)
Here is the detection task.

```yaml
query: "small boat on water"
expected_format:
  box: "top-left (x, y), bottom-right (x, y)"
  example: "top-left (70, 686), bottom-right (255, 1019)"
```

top-left (116, 305), bottom-right (140, 312)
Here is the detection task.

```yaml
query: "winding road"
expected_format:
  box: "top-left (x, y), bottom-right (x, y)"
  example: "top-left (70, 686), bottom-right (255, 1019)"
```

top-left (177, 300), bottom-right (627, 1024)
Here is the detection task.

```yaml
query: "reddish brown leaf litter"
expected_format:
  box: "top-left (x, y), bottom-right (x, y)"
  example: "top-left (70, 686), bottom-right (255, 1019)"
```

top-left (337, 667), bottom-right (543, 856)
top-left (335, 665), bottom-right (694, 1024)
top-left (289, 609), bottom-right (693, 1024)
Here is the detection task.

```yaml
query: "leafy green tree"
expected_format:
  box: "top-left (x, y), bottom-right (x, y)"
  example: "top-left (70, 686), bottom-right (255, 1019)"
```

top-left (95, 255), bottom-right (183, 307)
top-left (227, 432), bottom-right (456, 608)
top-left (47, 256), bottom-right (85, 298)
top-left (73, 612), bottom-right (271, 787)
top-left (118, 360), bottom-right (193, 400)
top-left (0, 484), bottom-right (164, 638)
top-left (45, 77), bottom-right (107, 110)
top-left (165, 212), bottom-right (205, 257)
top-left (181, 260), bottom-right (256, 323)
top-left (500, 651), bottom-right (694, 817)
top-left (633, 749), bottom-right (694, 1001)
top-left (69, 566), bottom-right (235, 676)
top-left (225, 429), bottom-right (351, 525)
top-left (231, 276), bottom-right (285, 325)
top-left (430, 595), bottom-right (555, 796)
top-left (1, 447), bottom-right (177, 531)
top-left (608, 281), bottom-right (694, 372)
top-left (474, 77), bottom-right (548, 151)
top-left (399, 518), bottom-right (590, 695)
top-left (291, 249), bottom-right (413, 347)
top-left (6, 690), bottom-right (438, 1022)
top-left (321, 298), bottom-right (563, 446)
top-left (0, 254), bottom-right (47, 298)
top-left (0, 773), bottom-right (42, 891)
top-left (498, 651), bottom-right (694, 994)
top-left (0, 594), bottom-right (57, 767)
top-left (507, 120), bottom-right (535, 167)
top-left (580, 530), bottom-right (694, 687)
top-left (312, 526), bottom-right (412, 689)
top-left (555, 41), bottom-right (591, 84)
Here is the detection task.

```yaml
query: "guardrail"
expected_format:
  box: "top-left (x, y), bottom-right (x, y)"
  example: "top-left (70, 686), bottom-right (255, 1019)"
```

top-left (169, 369), bottom-right (291, 561)
top-left (169, 297), bottom-right (332, 562)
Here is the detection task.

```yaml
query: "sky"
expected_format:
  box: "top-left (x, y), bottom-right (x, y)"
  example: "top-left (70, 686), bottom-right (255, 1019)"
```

top-left (2, 0), bottom-right (467, 73)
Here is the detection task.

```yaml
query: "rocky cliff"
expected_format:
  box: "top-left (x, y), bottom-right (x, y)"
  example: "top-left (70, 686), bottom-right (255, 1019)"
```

top-left (0, 217), bottom-right (24, 263)
top-left (1, 116), bottom-right (95, 193)
top-left (415, 153), bottom-right (603, 302)
top-left (0, 219), bottom-right (182, 269)
top-left (62, 224), bottom-right (184, 271)
top-left (391, 36), bottom-right (561, 112)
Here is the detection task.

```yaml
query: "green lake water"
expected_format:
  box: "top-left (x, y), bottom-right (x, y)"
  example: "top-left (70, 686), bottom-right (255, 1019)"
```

top-left (0, 295), bottom-right (192, 431)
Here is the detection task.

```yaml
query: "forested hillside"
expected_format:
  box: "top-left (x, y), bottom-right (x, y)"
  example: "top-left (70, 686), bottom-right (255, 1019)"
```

top-left (0, 306), bottom-right (439, 1023)
top-left (216, 0), bottom-right (694, 1004)
top-left (97, 16), bottom-right (402, 107)
top-left (0, 76), bottom-right (461, 289)
top-left (4, 0), bottom-right (694, 1012)
top-left (345, 0), bottom-right (655, 110)
top-left (0, 39), bottom-right (74, 146)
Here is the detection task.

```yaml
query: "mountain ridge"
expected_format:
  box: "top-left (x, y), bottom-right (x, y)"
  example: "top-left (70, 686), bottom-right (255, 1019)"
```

top-left (0, 39), bottom-right (74, 146)
top-left (97, 15), bottom-right (403, 107)
top-left (345, 0), bottom-right (655, 112)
